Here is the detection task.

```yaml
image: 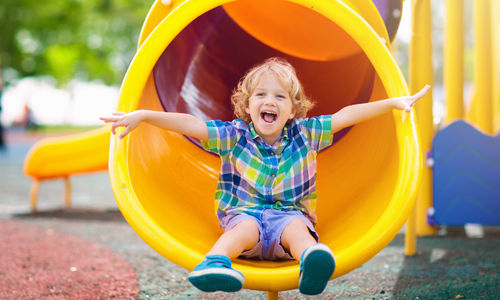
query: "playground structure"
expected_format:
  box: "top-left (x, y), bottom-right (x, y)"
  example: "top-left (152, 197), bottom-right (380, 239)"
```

top-left (24, 125), bottom-right (111, 211)
top-left (405, 0), bottom-right (500, 256)
top-left (22, 0), bottom-right (500, 298)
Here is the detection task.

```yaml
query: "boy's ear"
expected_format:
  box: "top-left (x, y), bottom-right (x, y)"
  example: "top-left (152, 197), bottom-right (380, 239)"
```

top-left (289, 108), bottom-right (296, 119)
top-left (245, 107), bottom-right (250, 114)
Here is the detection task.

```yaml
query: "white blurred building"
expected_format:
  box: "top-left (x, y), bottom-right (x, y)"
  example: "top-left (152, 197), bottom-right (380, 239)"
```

top-left (1, 77), bottom-right (119, 127)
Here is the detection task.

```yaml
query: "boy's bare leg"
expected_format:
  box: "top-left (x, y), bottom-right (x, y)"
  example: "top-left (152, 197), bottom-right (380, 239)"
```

top-left (206, 220), bottom-right (260, 260)
top-left (283, 219), bottom-right (334, 295)
top-left (189, 220), bottom-right (257, 293)
top-left (281, 219), bottom-right (317, 260)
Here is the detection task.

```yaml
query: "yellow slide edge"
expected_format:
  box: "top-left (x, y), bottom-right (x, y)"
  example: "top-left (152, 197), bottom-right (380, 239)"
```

top-left (23, 124), bottom-right (112, 179)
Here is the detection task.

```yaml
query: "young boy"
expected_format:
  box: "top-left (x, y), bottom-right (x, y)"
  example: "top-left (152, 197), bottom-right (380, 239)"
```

top-left (101, 57), bottom-right (430, 295)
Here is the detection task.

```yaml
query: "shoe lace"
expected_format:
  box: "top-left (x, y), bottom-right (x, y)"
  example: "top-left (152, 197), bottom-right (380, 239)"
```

top-left (206, 256), bottom-right (232, 269)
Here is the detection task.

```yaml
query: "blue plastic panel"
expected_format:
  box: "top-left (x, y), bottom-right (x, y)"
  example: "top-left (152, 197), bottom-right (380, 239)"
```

top-left (432, 120), bottom-right (500, 225)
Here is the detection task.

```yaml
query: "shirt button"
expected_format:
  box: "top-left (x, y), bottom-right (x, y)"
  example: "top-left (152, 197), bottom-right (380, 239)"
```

top-left (267, 190), bottom-right (272, 195)
top-left (271, 152), bottom-right (275, 156)
top-left (272, 174), bottom-right (276, 177)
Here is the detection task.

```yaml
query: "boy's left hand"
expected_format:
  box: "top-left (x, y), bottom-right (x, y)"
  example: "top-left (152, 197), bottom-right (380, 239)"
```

top-left (396, 85), bottom-right (431, 112)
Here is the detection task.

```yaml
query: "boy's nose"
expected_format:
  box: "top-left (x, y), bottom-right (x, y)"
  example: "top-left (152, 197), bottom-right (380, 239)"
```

top-left (263, 97), bottom-right (277, 106)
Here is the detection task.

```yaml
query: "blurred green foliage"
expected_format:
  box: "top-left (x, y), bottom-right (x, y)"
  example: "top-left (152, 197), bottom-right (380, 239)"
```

top-left (0, 0), bottom-right (153, 87)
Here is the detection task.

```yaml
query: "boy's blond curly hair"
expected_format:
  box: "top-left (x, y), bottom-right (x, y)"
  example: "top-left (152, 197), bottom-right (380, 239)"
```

top-left (231, 57), bottom-right (315, 124)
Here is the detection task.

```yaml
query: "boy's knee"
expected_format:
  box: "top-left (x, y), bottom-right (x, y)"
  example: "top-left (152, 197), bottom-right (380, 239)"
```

top-left (233, 219), bottom-right (259, 236)
top-left (285, 218), bottom-right (308, 231)
top-left (232, 219), bottom-right (260, 247)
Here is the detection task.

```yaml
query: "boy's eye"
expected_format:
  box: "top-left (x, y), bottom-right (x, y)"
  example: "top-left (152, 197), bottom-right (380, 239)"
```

top-left (257, 93), bottom-right (265, 96)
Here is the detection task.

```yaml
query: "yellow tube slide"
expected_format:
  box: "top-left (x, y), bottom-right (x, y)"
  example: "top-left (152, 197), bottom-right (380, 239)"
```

top-left (108, 0), bottom-right (421, 292)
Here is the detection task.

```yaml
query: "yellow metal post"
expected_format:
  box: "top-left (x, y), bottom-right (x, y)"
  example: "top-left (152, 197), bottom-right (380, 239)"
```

top-left (410, 0), bottom-right (436, 240)
top-left (267, 291), bottom-right (279, 300)
top-left (30, 179), bottom-right (41, 213)
top-left (64, 176), bottom-right (72, 208)
top-left (469, 0), bottom-right (494, 134)
top-left (492, 0), bottom-right (500, 134)
top-left (444, 0), bottom-right (464, 124)
top-left (404, 202), bottom-right (417, 255)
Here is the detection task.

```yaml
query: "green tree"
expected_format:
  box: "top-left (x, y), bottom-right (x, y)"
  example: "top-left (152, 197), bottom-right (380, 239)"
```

top-left (0, 0), bottom-right (152, 87)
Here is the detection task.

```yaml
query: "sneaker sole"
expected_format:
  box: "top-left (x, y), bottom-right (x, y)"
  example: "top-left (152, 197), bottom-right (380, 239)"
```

top-left (299, 244), bottom-right (336, 295)
top-left (188, 268), bottom-right (244, 292)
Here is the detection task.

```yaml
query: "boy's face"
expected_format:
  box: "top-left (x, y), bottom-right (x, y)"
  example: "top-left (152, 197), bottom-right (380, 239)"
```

top-left (245, 75), bottom-right (295, 145)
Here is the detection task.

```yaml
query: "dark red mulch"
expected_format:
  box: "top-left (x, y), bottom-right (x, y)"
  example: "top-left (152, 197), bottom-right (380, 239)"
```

top-left (0, 221), bottom-right (139, 299)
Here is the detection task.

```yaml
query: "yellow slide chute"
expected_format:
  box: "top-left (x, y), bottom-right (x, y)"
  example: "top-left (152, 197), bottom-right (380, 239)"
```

top-left (24, 125), bottom-right (111, 179)
top-left (25, 0), bottom-right (420, 293)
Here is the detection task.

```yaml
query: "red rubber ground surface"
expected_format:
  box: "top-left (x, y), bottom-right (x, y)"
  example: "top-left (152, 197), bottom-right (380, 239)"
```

top-left (0, 221), bottom-right (139, 299)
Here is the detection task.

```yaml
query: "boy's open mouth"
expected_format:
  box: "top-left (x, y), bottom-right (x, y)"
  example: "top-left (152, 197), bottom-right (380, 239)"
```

top-left (261, 111), bottom-right (277, 124)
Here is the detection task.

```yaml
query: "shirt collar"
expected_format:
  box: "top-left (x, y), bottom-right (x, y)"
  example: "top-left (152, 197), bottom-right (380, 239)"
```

top-left (248, 122), bottom-right (289, 142)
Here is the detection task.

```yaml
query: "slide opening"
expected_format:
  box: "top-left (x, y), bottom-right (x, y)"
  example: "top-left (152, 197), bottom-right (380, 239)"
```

top-left (152, 4), bottom-right (376, 147)
top-left (108, 1), bottom-right (414, 291)
top-left (128, 1), bottom-right (399, 269)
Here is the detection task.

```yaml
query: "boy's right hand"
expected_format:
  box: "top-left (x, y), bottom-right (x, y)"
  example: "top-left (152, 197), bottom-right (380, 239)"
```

top-left (100, 111), bottom-right (143, 139)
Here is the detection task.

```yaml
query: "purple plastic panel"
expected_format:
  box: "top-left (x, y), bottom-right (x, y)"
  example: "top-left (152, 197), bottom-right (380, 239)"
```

top-left (372, 0), bottom-right (390, 22)
top-left (371, 0), bottom-right (403, 41)
top-left (432, 121), bottom-right (500, 225)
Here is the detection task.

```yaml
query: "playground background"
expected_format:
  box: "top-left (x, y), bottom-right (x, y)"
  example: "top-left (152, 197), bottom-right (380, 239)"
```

top-left (2, 0), bottom-right (459, 129)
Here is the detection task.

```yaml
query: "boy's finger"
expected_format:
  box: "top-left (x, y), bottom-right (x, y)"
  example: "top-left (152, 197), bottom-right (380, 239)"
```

top-left (112, 112), bottom-right (126, 116)
top-left (413, 85), bottom-right (429, 97)
top-left (418, 85), bottom-right (431, 97)
top-left (119, 126), bottom-right (131, 139)
top-left (100, 116), bottom-right (118, 123)
top-left (111, 122), bottom-right (120, 135)
top-left (415, 90), bottom-right (426, 98)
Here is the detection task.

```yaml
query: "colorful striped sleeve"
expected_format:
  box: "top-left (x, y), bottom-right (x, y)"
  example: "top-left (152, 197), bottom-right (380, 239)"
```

top-left (200, 120), bottom-right (243, 156)
top-left (298, 115), bottom-right (333, 152)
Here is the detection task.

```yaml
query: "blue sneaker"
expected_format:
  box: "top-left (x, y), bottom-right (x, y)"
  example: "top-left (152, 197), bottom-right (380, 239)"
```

top-left (298, 243), bottom-right (336, 295)
top-left (188, 255), bottom-right (244, 292)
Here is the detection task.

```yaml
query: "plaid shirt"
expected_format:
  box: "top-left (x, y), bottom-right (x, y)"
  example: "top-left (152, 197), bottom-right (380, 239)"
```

top-left (201, 116), bottom-right (333, 225)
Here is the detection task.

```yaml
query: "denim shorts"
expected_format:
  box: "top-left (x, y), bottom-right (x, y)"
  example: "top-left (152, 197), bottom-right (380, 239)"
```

top-left (220, 209), bottom-right (319, 260)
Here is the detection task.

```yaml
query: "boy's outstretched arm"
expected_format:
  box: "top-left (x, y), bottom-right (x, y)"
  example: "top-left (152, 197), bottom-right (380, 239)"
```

top-left (100, 110), bottom-right (209, 141)
top-left (330, 85), bottom-right (431, 134)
